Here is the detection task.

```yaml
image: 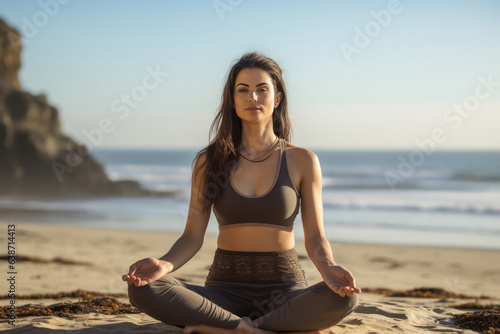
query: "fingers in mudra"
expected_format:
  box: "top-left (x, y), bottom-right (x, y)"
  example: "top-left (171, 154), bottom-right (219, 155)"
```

top-left (122, 257), bottom-right (167, 286)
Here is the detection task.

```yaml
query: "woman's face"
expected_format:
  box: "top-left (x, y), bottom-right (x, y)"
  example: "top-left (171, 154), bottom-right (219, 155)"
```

top-left (233, 68), bottom-right (281, 123)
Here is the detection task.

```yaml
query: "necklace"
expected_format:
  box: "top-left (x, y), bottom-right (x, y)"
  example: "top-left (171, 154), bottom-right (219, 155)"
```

top-left (239, 138), bottom-right (281, 163)
top-left (240, 136), bottom-right (279, 160)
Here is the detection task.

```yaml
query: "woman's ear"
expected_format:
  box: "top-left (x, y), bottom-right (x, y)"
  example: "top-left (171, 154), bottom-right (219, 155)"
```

top-left (275, 91), bottom-right (282, 107)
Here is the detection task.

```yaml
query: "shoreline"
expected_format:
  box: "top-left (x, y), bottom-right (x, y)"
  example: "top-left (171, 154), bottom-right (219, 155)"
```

top-left (2, 216), bottom-right (500, 252)
top-left (13, 221), bottom-right (500, 251)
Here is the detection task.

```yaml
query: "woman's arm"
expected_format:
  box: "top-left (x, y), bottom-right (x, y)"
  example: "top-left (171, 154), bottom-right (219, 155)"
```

top-left (299, 149), bottom-right (361, 296)
top-left (158, 152), bottom-right (211, 273)
top-left (123, 154), bottom-right (211, 286)
top-left (158, 233), bottom-right (204, 273)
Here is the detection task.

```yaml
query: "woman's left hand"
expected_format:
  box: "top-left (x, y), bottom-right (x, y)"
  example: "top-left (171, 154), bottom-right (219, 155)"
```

top-left (323, 265), bottom-right (362, 297)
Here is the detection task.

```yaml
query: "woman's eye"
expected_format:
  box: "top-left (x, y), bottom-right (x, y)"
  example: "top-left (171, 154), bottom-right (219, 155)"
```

top-left (237, 88), bottom-right (267, 92)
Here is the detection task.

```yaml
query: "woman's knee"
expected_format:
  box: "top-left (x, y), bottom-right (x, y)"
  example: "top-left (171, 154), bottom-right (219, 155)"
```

top-left (127, 282), bottom-right (152, 309)
top-left (341, 292), bottom-right (359, 316)
top-left (127, 275), bottom-right (177, 309)
top-left (317, 281), bottom-right (359, 318)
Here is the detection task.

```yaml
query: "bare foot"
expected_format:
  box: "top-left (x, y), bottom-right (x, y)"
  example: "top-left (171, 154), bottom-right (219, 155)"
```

top-left (184, 316), bottom-right (323, 334)
top-left (184, 316), bottom-right (266, 334)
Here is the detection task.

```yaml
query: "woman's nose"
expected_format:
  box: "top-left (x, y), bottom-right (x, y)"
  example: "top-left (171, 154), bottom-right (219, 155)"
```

top-left (248, 91), bottom-right (257, 101)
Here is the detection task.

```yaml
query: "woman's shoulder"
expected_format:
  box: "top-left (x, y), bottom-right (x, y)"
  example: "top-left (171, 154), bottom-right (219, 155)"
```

top-left (285, 141), bottom-right (319, 159)
top-left (284, 141), bottom-right (321, 173)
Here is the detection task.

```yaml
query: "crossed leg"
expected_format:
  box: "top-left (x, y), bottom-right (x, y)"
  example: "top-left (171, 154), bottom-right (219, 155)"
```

top-left (128, 274), bottom-right (244, 329)
top-left (252, 281), bottom-right (359, 332)
top-left (128, 275), bottom-right (358, 333)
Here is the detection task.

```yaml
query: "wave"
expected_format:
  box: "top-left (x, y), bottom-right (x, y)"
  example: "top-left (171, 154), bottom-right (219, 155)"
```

top-left (451, 171), bottom-right (500, 183)
top-left (323, 220), bottom-right (500, 235)
top-left (103, 164), bottom-right (191, 192)
top-left (321, 168), bottom-right (500, 191)
top-left (322, 191), bottom-right (500, 215)
top-left (97, 157), bottom-right (500, 194)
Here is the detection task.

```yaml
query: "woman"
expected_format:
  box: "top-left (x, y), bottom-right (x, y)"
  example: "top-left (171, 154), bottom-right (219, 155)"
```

top-left (123, 52), bottom-right (360, 334)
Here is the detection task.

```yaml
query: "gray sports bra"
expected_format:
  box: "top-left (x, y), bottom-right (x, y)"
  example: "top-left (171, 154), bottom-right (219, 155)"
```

top-left (213, 139), bottom-right (301, 231)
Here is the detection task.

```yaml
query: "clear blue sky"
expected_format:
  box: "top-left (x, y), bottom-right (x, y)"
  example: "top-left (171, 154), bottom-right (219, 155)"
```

top-left (1, 0), bottom-right (499, 150)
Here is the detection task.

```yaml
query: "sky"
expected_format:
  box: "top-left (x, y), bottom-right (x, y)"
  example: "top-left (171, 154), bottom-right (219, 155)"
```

top-left (0, 0), bottom-right (499, 150)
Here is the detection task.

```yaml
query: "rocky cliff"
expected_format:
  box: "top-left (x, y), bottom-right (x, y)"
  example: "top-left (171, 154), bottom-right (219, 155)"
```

top-left (0, 17), bottom-right (171, 198)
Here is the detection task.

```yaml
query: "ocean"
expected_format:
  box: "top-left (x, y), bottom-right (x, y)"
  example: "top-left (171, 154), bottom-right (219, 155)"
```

top-left (2, 148), bottom-right (499, 250)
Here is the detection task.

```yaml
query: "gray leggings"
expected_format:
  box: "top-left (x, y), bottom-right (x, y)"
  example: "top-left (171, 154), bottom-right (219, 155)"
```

top-left (128, 248), bottom-right (359, 331)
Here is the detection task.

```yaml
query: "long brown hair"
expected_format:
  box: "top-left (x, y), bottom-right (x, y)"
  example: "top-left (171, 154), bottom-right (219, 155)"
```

top-left (191, 52), bottom-right (293, 214)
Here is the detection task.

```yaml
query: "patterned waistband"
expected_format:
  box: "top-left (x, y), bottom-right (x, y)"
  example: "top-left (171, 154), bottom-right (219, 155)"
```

top-left (205, 247), bottom-right (307, 284)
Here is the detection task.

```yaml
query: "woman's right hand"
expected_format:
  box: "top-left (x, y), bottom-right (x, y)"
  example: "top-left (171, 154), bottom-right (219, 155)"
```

top-left (122, 257), bottom-right (171, 287)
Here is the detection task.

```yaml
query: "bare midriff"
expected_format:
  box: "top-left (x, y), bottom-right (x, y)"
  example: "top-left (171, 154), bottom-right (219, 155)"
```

top-left (217, 225), bottom-right (295, 252)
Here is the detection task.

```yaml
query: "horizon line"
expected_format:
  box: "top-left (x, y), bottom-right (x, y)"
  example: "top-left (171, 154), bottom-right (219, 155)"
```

top-left (91, 146), bottom-right (500, 152)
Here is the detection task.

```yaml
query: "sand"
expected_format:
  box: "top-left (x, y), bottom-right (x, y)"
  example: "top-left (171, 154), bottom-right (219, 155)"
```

top-left (1, 220), bottom-right (498, 333)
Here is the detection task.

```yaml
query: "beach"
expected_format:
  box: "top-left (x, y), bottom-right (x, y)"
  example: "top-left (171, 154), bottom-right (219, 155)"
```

top-left (1, 220), bottom-right (498, 333)
top-left (1, 2), bottom-right (500, 332)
